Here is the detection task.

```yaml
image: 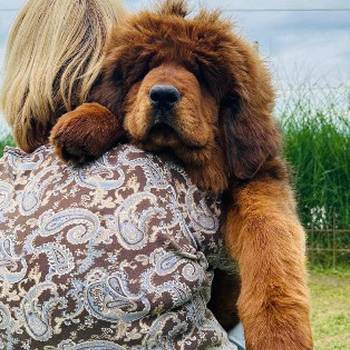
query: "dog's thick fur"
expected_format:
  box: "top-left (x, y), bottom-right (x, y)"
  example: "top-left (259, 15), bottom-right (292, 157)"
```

top-left (51, 1), bottom-right (313, 348)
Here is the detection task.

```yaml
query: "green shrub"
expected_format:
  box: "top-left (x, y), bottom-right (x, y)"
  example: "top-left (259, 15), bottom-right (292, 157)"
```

top-left (281, 102), bottom-right (349, 230)
top-left (0, 136), bottom-right (14, 156)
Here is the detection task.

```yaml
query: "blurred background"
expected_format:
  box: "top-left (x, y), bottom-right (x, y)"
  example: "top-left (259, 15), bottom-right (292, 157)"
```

top-left (0, 1), bottom-right (349, 348)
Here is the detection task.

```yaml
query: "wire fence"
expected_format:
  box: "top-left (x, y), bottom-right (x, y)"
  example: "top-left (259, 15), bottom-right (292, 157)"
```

top-left (308, 228), bottom-right (350, 268)
top-left (307, 211), bottom-right (350, 268)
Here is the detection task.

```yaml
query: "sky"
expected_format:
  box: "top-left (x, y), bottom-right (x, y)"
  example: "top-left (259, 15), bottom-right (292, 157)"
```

top-left (0, 0), bottom-right (349, 130)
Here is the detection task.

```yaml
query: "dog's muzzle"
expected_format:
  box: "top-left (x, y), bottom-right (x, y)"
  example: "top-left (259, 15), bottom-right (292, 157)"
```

top-left (149, 84), bottom-right (181, 128)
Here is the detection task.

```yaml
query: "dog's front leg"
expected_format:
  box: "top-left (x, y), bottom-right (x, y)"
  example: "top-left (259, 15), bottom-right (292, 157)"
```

top-left (50, 103), bottom-right (124, 164)
top-left (225, 179), bottom-right (313, 350)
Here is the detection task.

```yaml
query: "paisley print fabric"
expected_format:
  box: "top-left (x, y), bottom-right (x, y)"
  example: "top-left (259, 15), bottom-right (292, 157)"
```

top-left (0, 144), bottom-right (236, 350)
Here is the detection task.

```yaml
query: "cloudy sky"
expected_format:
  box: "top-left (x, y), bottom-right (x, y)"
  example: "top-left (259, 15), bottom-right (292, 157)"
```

top-left (0, 0), bottom-right (349, 128)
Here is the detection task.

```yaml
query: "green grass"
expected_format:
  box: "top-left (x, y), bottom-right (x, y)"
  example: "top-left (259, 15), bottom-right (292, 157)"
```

top-left (282, 103), bottom-right (349, 230)
top-left (310, 270), bottom-right (350, 349)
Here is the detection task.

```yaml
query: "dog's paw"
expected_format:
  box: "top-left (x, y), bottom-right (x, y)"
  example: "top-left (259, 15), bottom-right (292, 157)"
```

top-left (50, 103), bottom-right (122, 164)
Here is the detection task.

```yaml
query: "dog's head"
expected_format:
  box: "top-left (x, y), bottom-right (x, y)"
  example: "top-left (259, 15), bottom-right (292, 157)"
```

top-left (93, 0), bottom-right (281, 191)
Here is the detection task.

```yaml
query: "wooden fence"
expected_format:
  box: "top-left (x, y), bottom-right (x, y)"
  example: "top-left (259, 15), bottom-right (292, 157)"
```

top-left (307, 227), bottom-right (350, 268)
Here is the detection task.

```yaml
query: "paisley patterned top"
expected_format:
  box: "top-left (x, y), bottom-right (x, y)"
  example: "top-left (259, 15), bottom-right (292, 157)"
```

top-left (0, 144), bottom-right (236, 350)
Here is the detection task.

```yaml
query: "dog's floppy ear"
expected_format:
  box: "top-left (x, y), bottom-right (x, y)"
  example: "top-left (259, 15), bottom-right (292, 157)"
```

top-left (158, 0), bottom-right (188, 17)
top-left (220, 45), bottom-right (281, 180)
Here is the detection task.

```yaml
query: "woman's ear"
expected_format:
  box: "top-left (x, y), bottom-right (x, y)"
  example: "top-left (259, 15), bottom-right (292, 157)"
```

top-left (220, 49), bottom-right (281, 180)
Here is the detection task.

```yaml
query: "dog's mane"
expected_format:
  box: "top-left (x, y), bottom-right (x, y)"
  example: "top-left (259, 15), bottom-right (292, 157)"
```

top-left (104, 5), bottom-right (246, 102)
top-left (157, 0), bottom-right (189, 17)
top-left (94, 0), bottom-right (281, 181)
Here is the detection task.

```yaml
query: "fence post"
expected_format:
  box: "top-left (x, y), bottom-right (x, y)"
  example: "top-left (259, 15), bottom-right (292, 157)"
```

top-left (332, 212), bottom-right (336, 270)
top-left (310, 220), bottom-right (314, 266)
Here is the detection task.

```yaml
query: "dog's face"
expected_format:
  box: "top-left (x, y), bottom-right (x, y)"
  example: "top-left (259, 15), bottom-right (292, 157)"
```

top-left (93, 0), bottom-right (281, 191)
top-left (123, 63), bottom-right (219, 166)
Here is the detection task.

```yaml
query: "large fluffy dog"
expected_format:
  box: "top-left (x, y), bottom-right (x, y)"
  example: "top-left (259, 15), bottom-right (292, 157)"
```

top-left (51, 1), bottom-right (313, 348)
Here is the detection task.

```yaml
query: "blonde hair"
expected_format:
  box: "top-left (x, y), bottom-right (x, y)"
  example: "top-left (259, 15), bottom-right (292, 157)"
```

top-left (0, 0), bottom-right (125, 152)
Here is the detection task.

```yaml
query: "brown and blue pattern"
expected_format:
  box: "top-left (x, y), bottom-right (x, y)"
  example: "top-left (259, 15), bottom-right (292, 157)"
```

top-left (0, 144), bottom-right (235, 350)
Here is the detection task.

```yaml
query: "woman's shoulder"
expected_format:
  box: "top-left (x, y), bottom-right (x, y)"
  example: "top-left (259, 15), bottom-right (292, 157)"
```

top-left (1, 144), bottom-right (222, 231)
top-left (1, 143), bottom-right (185, 181)
top-left (0, 143), bottom-right (165, 180)
top-left (104, 144), bottom-right (186, 176)
top-left (105, 144), bottom-right (222, 218)
top-left (2, 143), bottom-right (192, 184)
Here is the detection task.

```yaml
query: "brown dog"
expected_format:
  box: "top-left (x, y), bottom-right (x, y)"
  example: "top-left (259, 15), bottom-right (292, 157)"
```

top-left (50, 1), bottom-right (313, 348)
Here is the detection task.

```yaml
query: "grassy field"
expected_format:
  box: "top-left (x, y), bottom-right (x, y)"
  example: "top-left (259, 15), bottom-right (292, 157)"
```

top-left (310, 269), bottom-right (350, 350)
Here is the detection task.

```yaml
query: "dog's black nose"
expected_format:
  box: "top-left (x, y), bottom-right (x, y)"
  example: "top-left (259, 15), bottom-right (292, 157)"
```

top-left (149, 85), bottom-right (181, 107)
